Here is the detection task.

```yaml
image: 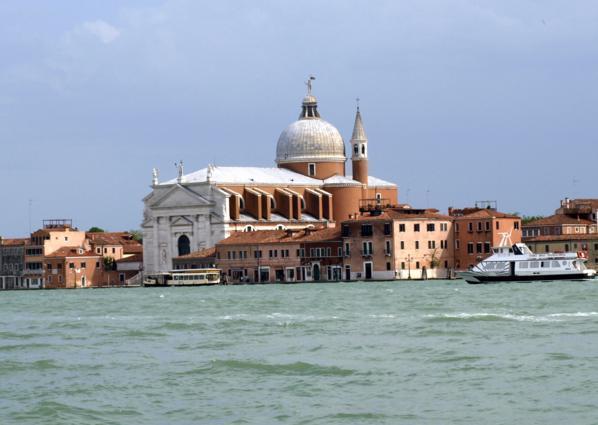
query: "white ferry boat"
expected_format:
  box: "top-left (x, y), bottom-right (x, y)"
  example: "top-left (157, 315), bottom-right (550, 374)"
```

top-left (459, 234), bottom-right (596, 284)
top-left (143, 269), bottom-right (221, 287)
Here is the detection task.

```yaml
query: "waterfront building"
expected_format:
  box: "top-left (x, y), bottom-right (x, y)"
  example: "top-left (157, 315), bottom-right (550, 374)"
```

top-left (449, 206), bottom-right (522, 270)
top-left (142, 81), bottom-right (398, 275)
top-left (44, 247), bottom-right (103, 289)
top-left (524, 234), bottom-right (598, 267)
top-left (215, 227), bottom-right (342, 283)
top-left (0, 238), bottom-right (26, 290)
top-left (24, 220), bottom-right (86, 289)
top-left (341, 208), bottom-right (454, 280)
top-left (173, 247), bottom-right (217, 270)
top-left (523, 198), bottom-right (598, 238)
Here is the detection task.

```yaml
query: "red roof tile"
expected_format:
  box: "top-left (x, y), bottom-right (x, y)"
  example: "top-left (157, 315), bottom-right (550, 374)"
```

top-left (524, 214), bottom-right (594, 227)
top-left (175, 247), bottom-right (217, 260)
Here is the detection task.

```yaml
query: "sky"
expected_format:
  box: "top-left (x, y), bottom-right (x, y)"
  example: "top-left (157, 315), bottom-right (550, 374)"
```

top-left (1, 0), bottom-right (597, 236)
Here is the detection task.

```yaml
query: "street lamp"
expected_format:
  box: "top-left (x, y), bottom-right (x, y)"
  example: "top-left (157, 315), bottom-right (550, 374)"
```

top-left (405, 254), bottom-right (412, 280)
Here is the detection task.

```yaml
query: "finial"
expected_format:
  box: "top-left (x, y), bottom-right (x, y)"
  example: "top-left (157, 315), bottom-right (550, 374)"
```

top-left (152, 168), bottom-right (159, 186)
top-left (356, 97), bottom-right (360, 112)
top-left (305, 75), bottom-right (316, 95)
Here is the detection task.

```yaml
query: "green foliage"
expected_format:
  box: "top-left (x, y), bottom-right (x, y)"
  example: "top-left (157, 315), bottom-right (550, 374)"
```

top-left (522, 215), bottom-right (544, 225)
top-left (129, 229), bottom-right (143, 242)
top-left (103, 256), bottom-right (116, 271)
top-left (88, 226), bottom-right (105, 233)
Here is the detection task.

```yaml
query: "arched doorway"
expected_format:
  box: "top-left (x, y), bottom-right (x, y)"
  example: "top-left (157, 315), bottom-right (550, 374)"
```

top-left (312, 264), bottom-right (320, 281)
top-left (178, 235), bottom-right (191, 256)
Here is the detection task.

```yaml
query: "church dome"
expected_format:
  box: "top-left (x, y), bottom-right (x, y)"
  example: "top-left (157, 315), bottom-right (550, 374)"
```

top-left (276, 93), bottom-right (346, 164)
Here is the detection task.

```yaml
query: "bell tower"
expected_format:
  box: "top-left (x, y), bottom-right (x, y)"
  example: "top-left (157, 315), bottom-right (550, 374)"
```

top-left (351, 102), bottom-right (368, 184)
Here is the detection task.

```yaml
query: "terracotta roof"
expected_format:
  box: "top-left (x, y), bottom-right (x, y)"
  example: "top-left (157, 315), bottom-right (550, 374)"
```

top-left (0, 238), bottom-right (28, 246)
top-left (175, 247), bottom-right (217, 260)
top-left (217, 227), bottom-right (341, 246)
top-left (46, 247), bottom-right (101, 258)
top-left (342, 209), bottom-right (452, 223)
top-left (523, 214), bottom-right (594, 227)
top-left (452, 209), bottom-right (519, 220)
top-left (524, 233), bottom-right (598, 242)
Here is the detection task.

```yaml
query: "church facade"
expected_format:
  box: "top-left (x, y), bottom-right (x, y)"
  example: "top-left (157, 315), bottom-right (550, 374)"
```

top-left (142, 84), bottom-right (398, 274)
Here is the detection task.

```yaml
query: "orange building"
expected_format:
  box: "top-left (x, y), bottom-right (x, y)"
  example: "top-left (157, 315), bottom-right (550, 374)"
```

top-left (341, 208), bottom-right (454, 280)
top-left (449, 207), bottom-right (522, 270)
top-left (215, 227), bottom-right (342, 283)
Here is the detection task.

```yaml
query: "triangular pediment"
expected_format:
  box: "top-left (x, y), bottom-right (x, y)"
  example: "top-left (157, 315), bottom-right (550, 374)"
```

top-left (171, 216), bottom-right (193, 226)
top-left (150, 185), bottom-right (213, 209)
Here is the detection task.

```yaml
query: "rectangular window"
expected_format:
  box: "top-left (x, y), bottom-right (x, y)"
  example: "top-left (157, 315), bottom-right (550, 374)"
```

top-left (308, 163), bottom-right (316, 176)
top-left (383, 223), bottom-right (392, 235)
top-left (428, 240), bottom-right (436, 249)
top-left (385, 240), bottom-right (391, 254)
top-left (69, 263), bottom-right (75, 269)
top-left (344, 244), bottom-right (349, 256)
top-left (426, 223), bottom-right (435, 232)
top-left (414, 224), bottom-right (420, 232)
top-left (455, 240), bottom-right (460, 249)
top-left (47, 263), bottom-right (52, 270)
top-left (399, 224), bottom-right (406, 232)
top-left (337, 247), bottom-right (343, 257)
top-left (401, 262), bottom-right (405, 270)
top-left (341, 224), bottom-right (350, 237)
top-left (269, 250), bottom-right (273, 258)
top-left (484, 243), bottom-right (491, 253)
top-left (415, 241), bottom-right (420, 250)
top-left (476, 243), bottom-right (482, 253)
top-left (386, 262), bottom-right (391, 271)
top-left (485, 221), bottom-right (490, 231)
top-left (361, 224), bottom-right (373, 236)
top-left (416, 261), bottom-right (420, 269)
top-left (81, 262), bottom-right (86, 269)
top-left (496, 221), bottom-right (500, 230)
top-left (400, 241), bottom-right (405, 250)
top-left (467, 243), bottom-right (474, 254)
top-left (477, 222), bottom-right (483, 232)
top-left (112, 248), bottom-right (116, 254)
top-left (514, 221), bottom-right (520, 230)
top-left (467, 223), bottom-right (473, 232)
top-left (455, 223), bottom-right (460, 232)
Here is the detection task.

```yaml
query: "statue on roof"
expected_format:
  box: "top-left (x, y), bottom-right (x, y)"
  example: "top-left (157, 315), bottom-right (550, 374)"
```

top-left (176, 160), bottom-right (184, 183)
top-left (152, 168), bottom-right (159, 186)
top-left (305, 75), bottom-right (315, 95)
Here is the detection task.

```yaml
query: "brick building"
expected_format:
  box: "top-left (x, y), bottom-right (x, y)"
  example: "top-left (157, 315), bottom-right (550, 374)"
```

top-left (215, 227), bottom-right (342, 283)
top-left (449, 207), bottom-right (521, 270)
top-left (341, 208), bottom-right (454, 280)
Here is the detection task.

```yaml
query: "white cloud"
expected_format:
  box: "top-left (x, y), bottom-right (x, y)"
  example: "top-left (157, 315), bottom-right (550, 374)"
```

top-left (81, 20), bottom-right (121, 44)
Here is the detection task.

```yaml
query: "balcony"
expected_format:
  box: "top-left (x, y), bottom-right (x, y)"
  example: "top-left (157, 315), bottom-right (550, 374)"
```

top-left (360, 250), bottom-right (374, 257)
top-left (384, 250), bottom-right (392, 257)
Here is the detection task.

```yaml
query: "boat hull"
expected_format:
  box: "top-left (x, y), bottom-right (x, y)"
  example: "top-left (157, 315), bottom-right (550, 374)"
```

top-left (459, 272), bottom-right (593, 284)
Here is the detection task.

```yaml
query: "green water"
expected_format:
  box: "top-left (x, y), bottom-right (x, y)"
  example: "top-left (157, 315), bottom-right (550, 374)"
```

top-left (1, 280), bottom-right (598, 424)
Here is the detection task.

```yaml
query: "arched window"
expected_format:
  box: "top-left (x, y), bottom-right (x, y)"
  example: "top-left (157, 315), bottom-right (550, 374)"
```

top-left (178, 235), bottom-right (190, 256)
top-left (275, 225), bottom-right (286, 231)
top-left (354, 144), bottom-right (359, 154)
top-left (243, 225), bottom-right (255, 232)
top-left (361, 145), bottom-right (366, 155)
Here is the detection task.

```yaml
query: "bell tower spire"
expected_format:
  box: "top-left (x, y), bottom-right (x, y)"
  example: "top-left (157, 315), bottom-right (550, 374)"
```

top-left (351, 99), bottom-right (368, 184)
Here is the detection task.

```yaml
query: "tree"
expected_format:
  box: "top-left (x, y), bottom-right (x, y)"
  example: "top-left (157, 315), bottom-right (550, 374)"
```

top-left (129, 229), bottom-right (143, 242)
top-left (88, 226), bottom-right (105, 233)
top-left (522, 215), bottom-right (544, 225)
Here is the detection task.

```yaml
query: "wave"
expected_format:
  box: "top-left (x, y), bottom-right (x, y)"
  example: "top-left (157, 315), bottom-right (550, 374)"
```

top-left (209, 359), bottom-right (355, 377)
top-left (423, 312), bottom-right (598, 323)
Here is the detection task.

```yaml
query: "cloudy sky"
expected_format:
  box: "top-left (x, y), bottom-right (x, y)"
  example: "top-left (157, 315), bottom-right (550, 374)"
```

top-left (1, 0), bottom-right (597, 235)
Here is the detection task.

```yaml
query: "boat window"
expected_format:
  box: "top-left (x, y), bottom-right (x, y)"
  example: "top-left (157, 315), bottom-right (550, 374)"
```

top-left (551, 261), bottom-right (560, 268)
top-left (519, 262), bottom-right (528, 269)
top-left (508, 248), bottom-right (513, 253)
top-left (198, 275), bottom-right (205, 280)
top-left (530, 261), bottom-right (539, 268)
top-left (562, 261), bottom-right (568, 266)
top-left (541, 261), bottom-right (549, 268)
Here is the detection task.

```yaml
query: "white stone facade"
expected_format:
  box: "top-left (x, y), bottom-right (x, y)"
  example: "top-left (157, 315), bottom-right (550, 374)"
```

top-left (142, 182), bottom-right (230, 274)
